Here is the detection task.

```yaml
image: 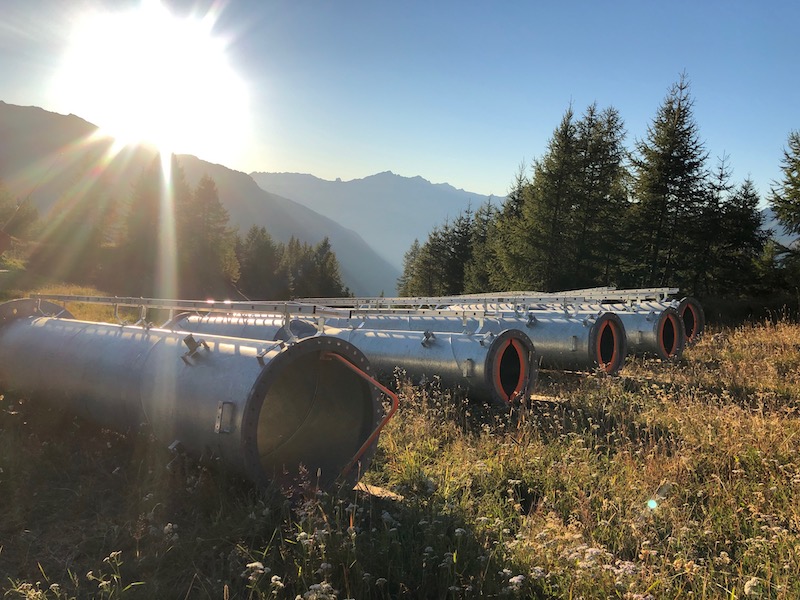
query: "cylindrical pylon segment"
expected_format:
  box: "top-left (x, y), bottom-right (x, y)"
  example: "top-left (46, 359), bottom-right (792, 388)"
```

top-left (0, 299), bottom-right (383, 488)
top-left (674, 297), bottom-right (705, 345)
top-left (325, 327), bottom-right (535, 405)
top-left (315, 311), bottom-right (626, 375)
top-left (597, 306), bottom-right (685, 360)
top-left (521, 310), bottom-right (627, 374)
top-left (167, 312), bottom-right (318, 341)
top-left (167, 313), bottom-right (536, 405)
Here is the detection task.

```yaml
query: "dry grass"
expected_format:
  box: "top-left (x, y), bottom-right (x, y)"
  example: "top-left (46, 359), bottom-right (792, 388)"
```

top-left (1, 303), bottom-right (799, 598)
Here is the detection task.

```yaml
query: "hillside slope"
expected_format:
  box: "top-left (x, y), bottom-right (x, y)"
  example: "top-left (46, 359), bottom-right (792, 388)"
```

top-left (251, 171), bottom-right (501, 269)
top-left (0, 102), bottom-right (399, 295)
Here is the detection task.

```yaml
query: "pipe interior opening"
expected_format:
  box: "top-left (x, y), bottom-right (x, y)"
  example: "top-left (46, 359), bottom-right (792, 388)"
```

top-left (497, 339), bottom-right (526, 402)
top-left (682, 305), bottom-right (697, 342)
top-left (256, 351), bottom-right (373, 485)
top-left (598, 320), bottom-right (617, 371)
top-left (661, 315), bottom-right (677, 357)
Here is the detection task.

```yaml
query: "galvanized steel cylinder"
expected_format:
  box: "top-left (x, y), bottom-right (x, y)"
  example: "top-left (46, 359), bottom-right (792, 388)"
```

top-left (0, 299), bottom-right (383, 488)
top-left (673, 297), bottom-right (705, 345)
top-left (587, 305), bottom-right (685, 360)
top-left (320, 311), bottom-right (627, 375)
top-left (167, 313), bottom-right (536, 405)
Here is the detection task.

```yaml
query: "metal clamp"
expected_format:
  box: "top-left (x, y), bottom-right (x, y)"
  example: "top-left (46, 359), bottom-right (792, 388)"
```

top-left (421, 330), bottom-right (436, 348)
top-left (181, 334), bottom-right (209, 364)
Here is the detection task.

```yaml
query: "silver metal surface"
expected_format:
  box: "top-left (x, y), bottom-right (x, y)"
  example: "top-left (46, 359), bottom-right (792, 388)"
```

top-left (0, 299), bottom-right (384, 488)
top-left (300, 287), bottom-right (680, 308)
top-left (166, 312), bottom-right (318, 341)
top-left (317, 311), bottom-right (627, 375)
top-left (575, 305), bottom-right (685, 360)
top-left (168, 313), bottom-right (537, 405)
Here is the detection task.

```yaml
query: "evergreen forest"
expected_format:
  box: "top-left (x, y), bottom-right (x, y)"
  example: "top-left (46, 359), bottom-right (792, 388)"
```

top-left (0, 155), bottom-right (350, 300)
top-left (398, 75), bottom-right (800, 318)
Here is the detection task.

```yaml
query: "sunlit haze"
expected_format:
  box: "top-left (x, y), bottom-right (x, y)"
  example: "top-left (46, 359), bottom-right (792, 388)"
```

top-left (1, 0), bottom-right (799, 197)
top-left (50, 0), bottom-right (250, 162)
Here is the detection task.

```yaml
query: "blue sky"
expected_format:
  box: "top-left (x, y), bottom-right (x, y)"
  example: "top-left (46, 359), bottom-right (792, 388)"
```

top-left (1, 0), bottom-right (798, 201)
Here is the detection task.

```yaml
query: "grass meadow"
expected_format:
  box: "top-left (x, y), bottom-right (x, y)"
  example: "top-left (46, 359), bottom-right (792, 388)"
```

top-left (1, 289), bottom-right (799, 599)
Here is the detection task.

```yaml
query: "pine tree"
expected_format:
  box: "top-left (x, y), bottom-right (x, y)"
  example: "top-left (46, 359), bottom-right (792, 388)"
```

top-left (180, 174), bottom-right (239, 297)
top-left (121, 154), bottom-right (192, 297)
top-left (397, 239), bottom-right (421, 296)
top-left (463, 201), bottom-right (499, 293)
top-left (628, 73), bottom-right (709, 288)
top-left (770, 130), bottom-right (800, 236)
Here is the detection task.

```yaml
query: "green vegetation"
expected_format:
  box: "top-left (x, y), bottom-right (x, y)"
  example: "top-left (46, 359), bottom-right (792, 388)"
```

top-left (399, 75), bottom-right (799, 305)
top-left (0, 156), bottom-right (350, 301)
top-left (2, 317), bottom-right (799, 599)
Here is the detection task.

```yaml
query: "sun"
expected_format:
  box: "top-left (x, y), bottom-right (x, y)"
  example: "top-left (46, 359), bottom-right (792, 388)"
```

top-left (51, 0), bottom-right (251, 163)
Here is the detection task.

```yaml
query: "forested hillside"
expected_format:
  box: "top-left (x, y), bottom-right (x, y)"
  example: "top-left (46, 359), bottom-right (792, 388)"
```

top-left (1, 155), bottom-right (350, 300)
top-left (399, 76), bottom-right (800, 316)
top-left (0, 102), bottom-right (398, 296)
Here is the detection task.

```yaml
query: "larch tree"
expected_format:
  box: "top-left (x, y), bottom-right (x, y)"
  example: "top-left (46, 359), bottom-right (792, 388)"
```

top-left (628, 73), bottom-right (709, 289)
top-left (463, 201), bottom-right (499, 293)
top-left (397, 239), bottom-right (421, 296)
top-left (180, 174), bottom-right (239, 298)
top-left (770, 130), bottom-right (800, 236)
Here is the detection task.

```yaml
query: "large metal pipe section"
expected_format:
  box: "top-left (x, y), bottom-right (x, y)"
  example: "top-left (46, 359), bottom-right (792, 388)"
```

top-left (0, 299), bottom-right (384, 488)
top-left (454, 300), bottom-right (686, 361)
top-left (629, 297), bottom-right (704, 345)
top-left (575, 305), bottom-right (686, 360)
top-left (167, 313), bottom-right (536, 405)
top-left (167, 312), bottom-right (317, 341)
top-left (314, 311), bottom-right (627, 375)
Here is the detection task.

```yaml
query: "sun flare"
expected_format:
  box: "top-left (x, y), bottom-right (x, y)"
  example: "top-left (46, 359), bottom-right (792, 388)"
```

top-left (52, 0), bottom-right (250, 163)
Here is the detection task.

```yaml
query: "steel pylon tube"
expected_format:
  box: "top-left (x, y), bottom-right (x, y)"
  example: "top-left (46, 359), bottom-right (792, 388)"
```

top-left (586, 305), bottom-right (686, 360)
top-left (672, 297), bottom-right (705, 345)
top-left (522, 310), bottom-right (627, 374)
top-left (167, 313), bottom-right (537, 405)
top-left (313, 311), bottom-right (627, 375)
top-left (0, 299), bottom-right (384, 488)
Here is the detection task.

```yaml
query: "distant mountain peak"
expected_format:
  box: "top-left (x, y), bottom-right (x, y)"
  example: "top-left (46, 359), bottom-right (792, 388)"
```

top-left (251, 171), bottom-right (500, 270)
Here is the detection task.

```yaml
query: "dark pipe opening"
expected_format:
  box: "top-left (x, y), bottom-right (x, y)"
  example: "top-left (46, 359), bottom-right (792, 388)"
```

top-left (597, 320), bottom-right (618, 372)
top-left (497, 339), bottom-right (526, 401)
top-left (256, 350), bottom-right (374, 486)
top-left (661, 315), bottom-right (677, 357)
top-left (682, 305), bottom-right (697, 342)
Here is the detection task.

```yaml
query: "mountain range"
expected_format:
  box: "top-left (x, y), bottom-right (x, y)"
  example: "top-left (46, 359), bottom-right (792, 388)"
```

top-left (250, 171), bottom-right (499, 268)
top-left (4, 101), bottom-right (488, 294)
top-left (3, 101), bottom-right (794, 296)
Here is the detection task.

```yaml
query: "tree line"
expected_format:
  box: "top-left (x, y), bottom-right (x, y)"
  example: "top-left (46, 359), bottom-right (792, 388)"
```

top-left (0, 155), bottom-right (350, 300)
top-left (398, 74), bottom-right (800, 302)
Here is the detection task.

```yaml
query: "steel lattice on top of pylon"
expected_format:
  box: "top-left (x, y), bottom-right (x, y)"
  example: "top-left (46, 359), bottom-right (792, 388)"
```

top-left (28, 294), bottom-right (500, 324)
top-left (299, 287), bottom-right (681, 310)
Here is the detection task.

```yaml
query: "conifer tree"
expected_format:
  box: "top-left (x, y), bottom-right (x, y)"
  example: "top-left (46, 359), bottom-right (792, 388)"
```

top-left (770, 130), bottom-right (800, 236)
top-left (397, 239), bottom-right (421, 296)
top-left (237, 225), bottom-right (282, 299)
top-left (180, 174), bottom-right (239, 297)
top-left (311, 237), bottom-right (350, 298)
top-left (491, 166), bottom-right (531, 290)
top-left (628, 74), bottom-right (709, 288)
top-left (121, 154), bottom-right (192, 297)
top-left (463, 201), bottom-right (499, 293)
top-left (570, 104), bottom-right (629, 287)
top-left (714, 178), bottom-right (767, 293)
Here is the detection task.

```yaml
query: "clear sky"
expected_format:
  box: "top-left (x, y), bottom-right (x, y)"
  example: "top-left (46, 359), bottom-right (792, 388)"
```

top-left (1, 0), bottom-right (798, 201)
